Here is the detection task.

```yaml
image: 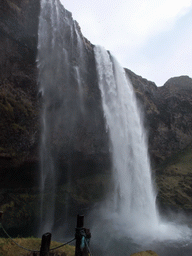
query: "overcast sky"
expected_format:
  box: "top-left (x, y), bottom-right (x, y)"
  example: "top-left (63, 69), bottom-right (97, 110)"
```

top-left (60, 0), bottom-right (192, 86)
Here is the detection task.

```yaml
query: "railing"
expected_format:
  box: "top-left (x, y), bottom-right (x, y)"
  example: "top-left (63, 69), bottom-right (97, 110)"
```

top-left (0, 211), bottom-right (92, 256)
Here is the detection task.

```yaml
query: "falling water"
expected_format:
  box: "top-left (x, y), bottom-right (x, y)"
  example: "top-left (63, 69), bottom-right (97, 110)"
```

top-left (94, 45), bottom-right (159, 236)
top-left (37, 0), bottom-right (87, 234)
top-left (93, 45), bottom-right (192, 246)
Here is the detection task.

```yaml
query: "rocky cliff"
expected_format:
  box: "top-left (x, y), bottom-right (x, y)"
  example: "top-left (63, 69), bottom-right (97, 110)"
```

top-left (0, 0), bottom-right (41, 173)
top-left (1, 0), bottom-right (192, 231)
top-left (0, 0), bottom-right (110, 234)
top-left (126, 69), bottom-right (192, 166)
top-left (126, 69), bottom-right (192, 210)
top-left (0, 0), bottom-right (110, 183)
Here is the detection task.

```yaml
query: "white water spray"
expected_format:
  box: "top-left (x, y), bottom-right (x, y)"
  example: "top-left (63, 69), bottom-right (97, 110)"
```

top-left (94, 45), bottom-right (191, 243)
top-left (37, 0), bottom-right (87, 234)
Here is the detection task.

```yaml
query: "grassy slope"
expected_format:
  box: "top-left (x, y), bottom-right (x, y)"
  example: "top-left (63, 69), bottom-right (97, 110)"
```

top-left (156, 144), bottom-right (192, 210)
top-left (0, 237), bottom-right (75, 256)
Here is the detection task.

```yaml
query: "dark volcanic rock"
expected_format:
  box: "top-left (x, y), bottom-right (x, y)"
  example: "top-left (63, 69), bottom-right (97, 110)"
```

top-left (0, 0), bottom-right (41, 172)
top-left (126, 70), bottom-right (192, 210)
top-left (155, 76), bottom-right (192, 160)
top-left (126, 69), bottom-right (192, 167)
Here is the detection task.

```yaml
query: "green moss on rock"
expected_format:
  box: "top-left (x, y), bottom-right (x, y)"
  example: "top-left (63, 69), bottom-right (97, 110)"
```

top-left (156, 145), bottom-right (192, 210)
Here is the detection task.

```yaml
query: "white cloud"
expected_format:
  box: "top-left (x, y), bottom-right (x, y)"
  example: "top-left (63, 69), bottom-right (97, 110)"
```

top-left (62, 0), bottom-right (192, 44)
top-left (164, 32), bottom-right (192, 80)
top-left (121, 15), bottom-right (192, 86)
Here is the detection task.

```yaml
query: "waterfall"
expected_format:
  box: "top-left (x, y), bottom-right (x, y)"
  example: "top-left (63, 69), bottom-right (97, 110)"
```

top-left (94, 45), bottom-right (159, 238)
top-left (37, 0), bottom-right (191, 248)
top-left (37, 0), bottom-right (87, 234)
top-left (93, 45), bottom-right (192, 245)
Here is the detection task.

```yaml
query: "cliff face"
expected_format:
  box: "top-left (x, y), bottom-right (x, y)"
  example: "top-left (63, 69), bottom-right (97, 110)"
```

top-left (126, 69), bottom-right (192, 166)
top-left (0, 0), bottom-right (110, 234)
top-left (126, 70), bottom-right (192, 210)
top-left (0, 0), bottom-right (111, 200)
top-left (0, 0), bottom-right (109, 182)
top-left (0, 0), bottom-right (41, 173)
top-left (156, 77), bottom-right (192, 160)
top-left (1, 0), bottom-right (192, 215)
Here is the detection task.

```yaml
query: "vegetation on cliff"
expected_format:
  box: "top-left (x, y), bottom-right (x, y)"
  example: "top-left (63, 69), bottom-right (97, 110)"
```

top-left (156, 144), bottom-right (192, 210)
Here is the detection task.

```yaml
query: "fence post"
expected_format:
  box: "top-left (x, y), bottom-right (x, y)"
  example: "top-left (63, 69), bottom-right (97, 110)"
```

top-left (0, 211), bottom-right (3, 221)
top-left (40, 232), bottom-right (52, 256)
top-left (75, 215), bottom-right (84, 256)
